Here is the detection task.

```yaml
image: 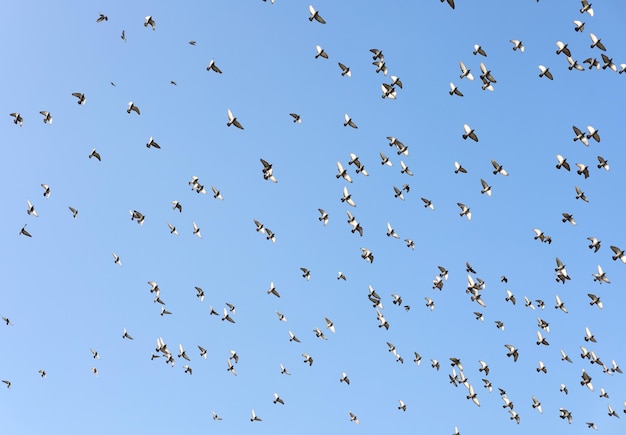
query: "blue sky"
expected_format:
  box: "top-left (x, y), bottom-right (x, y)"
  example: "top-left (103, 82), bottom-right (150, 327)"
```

top-left (1, 1), bottom-right (625, 433)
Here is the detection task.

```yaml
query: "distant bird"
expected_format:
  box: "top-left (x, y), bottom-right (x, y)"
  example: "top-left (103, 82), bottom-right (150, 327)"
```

top-left (454, 161), bottom-right (467, 174)
top-left (144, 16), bottom-right (156, 30)
top-left (96, 13), bottom-right (108, 23)
top-left (380, 152), bottom-right (392, 166)
top-left (555, 41), bottom-right (572, 57)
top-left (38, 369), bottom-right (46, 378)
top-left (308, 5), bottom-right (326, 24)
top-left (72, 93), bottom-right (86, 105)
top-left (122, 328), bottom-right (133, 340)
top-left (195, 287), bottom-right (205, 301)
top-left (112, 252), bottom-right (122, 266)
top-left (300, 267), bottom-right (311, 281)
top-left (421, 197), bottom-right (434, 210)
top-left (587, 237), bottom-right (602, 252)
top-left (555, 154), bottom-right (571, 171)
top-left (360, 247), bottom-right (374, 263)
top-left (337, 271), bottom-right (346, 281)
top-left (288, 330), bottom-right (301, 343)
top-left (449, 82), bottom-right (463, 96)
top-left (68, 207), bottom-right (78, 218)
top-left (18, 225), bottom-right (31, 238)
top-left (172, 201), bottom-right (182, 213)
top-left (373, 59), bottom-right (388, 75)
top-left (188, 40), bottom-right (196, 45)
top-left (572, 125), bottom-right (590, 146)
top-left (206, 59), bottom-right (222, 74)
top-left (597, 155), bottom-right (609, 171)
top-left (370, 48), bottom-right (384, 60)
top-left (584, 57), bottom-right (600, 70)
top-left (580, 0), bottom-right (594, 16)
top-left (386, 222), bottom-right (399, 238)
top-left (222, 308), bottom-right (235, 323)
top-left (588, 293), bottom-right (603, 309)
top-left (10, 112), bottom-right (23, 126)
top-left (336, 161), bottom-right (352, 183)
top-left (318, 209), bottom-right (329, 226)
top-left (39, 111), bottom-right (52, 124)
top-left (226, 109), bottom-right (243, 129)
top-left (167, 223), bottom-right (179, 236)
top-left (576, 163), bottom-right (589, 179)
top-left (273, 393), bottom-right (284, 405)
top-left (120, 30), bottom-right (126, 41)
top-left (584, 326), bottom-right (597, 342)
top-left (343, 113), bottom-right (358, 128)
top-left (210, 185), bottom-right (223, 200)
top-left (127, 102), bottom-right (140, 115)
top-left (290, 113), bottom-right (302, 123)
top-left (459, 61), bottom-right (474, 80)
top-left (192, 222), bottom-right (202, 239)
top-left (573, 20), bottom-right (585, 32)
top-left (457, 203), bottom-right (471, 220)
top-left (400, 160), bottom-right (413, 176)
top-left (338, 62), bottom-right (351, 77)
top-left (611, 245), bottom-right (626, 263)
top-left (462, 124), bottom-right (478, 142)
top-left (473, 44), bottom-right (487, 56)
top-left (325, 317), bottom-right (335, 333)
top-left (339, 372), bottom-right (350, 385)
top-left (341, 186), bottom-right (356, 207)
top-left (510, 40), bottom-right (524, 52)
top-left (280, 363), bottom-right (290, 375)
top-left (349, 412), bottom-right (360, 424)
top-left (479, 62), bottom-right (496, 83)
top-left (555, 294), bottom-right (568, 313)
top-left (538, 65), bottom-right (553, 80)
top-left (89, 149), bottom-right (101, 161)
top-left (589, 33), bottom-right (606, 51)
top-left (302, 353), bottom-right (313, 366)
top-left (390, 75), bottom-right (403, 88)
top-left (26, 200), bottom-right (38, 217)
top-left (504, 344), bottom-right (519, 362)
top-left (491, 160), bottom-right (508, 176)
top-left (575, 186), bottom-right (588, 203)
top-left (381, 83), bottom-right (397, 99)
top-left (586, 125), bottom-right (601, 142)
top-left (250, 409), bottom-right (262, 422)
top-left (146, 137), bottom-right (160, 149)
top-left (315, 45), bottom-right (328, 59)
top-left (601, 55), bottom-right (617, 72)
top-left (567, 56), bottom-right (584, 71)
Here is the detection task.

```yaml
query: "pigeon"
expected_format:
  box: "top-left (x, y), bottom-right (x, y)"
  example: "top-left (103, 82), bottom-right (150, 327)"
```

top-left (127, 102), bottom-right (140, 115)
top-left (315, 45), bottom-right (328, 59)
top-left (462, 124), bottom-right (478, 142)
top-left (459, 61), bottom-right (474, 80)
top-left (72, 93), bottom-right (86, 105)
top-left (338, 63), bottom-right (351, 77)
top-left (343, 113), bottom-right (358, 129)
top-left (39, 111), bottom-right (52, 124)
top-left (510, 40), bottom-right (524, 52)
top-left (308, 5), bottom-right (326, 24)
top-left (226, 109), bottom-right (243, 129)
top-left (538, 65), bottom-right (553, 80)
top-left (555, 41), bottom-right (572, 57)
top-left (473, 44), bottom-right (487, 56)
top-left (10, 112), bottom-right (23, 126)
top-left (144, 16), bottom-right (156, 30)
top-left (206, 59), bottom-right (222, 74)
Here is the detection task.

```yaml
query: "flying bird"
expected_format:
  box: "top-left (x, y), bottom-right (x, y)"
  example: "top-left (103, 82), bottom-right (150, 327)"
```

top-left (226, 109), bottom-right (244, 129)
top-left (206, 59), bottom-right (222, 74)
top-left (144, 16), bottom-right (156, 30)
top-left (127, 102), bottom-right (140, 115)
top-left (308, 5), bottom-right (326, 23)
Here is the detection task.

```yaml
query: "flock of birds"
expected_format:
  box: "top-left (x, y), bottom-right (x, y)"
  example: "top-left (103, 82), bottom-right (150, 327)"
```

top-left (3, 1), bottom-right (626, 433)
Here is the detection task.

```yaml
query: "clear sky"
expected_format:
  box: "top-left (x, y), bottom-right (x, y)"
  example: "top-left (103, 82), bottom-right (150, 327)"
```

top-left (1, 1), bottom-right (625, 434)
